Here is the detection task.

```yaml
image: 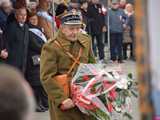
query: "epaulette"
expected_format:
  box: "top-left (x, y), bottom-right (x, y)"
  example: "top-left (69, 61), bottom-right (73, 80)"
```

top-left (47, 37), bottom-right (57, 44)
top-left (80, 32), bottom-right (92, 40)
top-left (47, 32), bottom-right (59, 43)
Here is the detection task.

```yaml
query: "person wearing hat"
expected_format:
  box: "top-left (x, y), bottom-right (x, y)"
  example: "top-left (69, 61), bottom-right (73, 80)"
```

top-left (40, 11), bottom-right (95, 120)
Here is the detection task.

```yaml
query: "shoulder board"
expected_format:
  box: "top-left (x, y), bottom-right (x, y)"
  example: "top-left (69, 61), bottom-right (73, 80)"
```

top-left (47, 37), bottom-right (57, 43)
top-left (47, 32), bottom-right (59, 43)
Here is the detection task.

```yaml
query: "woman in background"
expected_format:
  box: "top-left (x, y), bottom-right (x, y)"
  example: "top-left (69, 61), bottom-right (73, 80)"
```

top-left (25, 10), bottom-right (48, 112)
top-left (123, 3), bottom-right (135, 60)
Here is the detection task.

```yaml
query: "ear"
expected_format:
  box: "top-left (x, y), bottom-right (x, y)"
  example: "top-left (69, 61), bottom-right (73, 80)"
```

top-left (59, 25), bottom-right (65, 32)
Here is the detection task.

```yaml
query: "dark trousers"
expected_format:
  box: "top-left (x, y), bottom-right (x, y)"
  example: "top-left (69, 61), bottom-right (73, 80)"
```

top-left (123, 43), bottom-right (133, 59)
top-left (91, 33), bottom-right (105, 60)
top-left (110, 33), bottom-right (123, 61)
top-left (32, 86), bottom-right (48, 108)
top-left (104, 31), bottom-right (108, 45)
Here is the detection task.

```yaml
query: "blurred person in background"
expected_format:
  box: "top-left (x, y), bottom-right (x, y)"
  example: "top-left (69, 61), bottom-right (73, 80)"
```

top-left (87, 0), bottom-right (106, 63)
top-left (10, 0), bottom-right (16, 8)
top-left (123, 3), bottom-right (135, 60)
top-left (6, 1), bottom-right (29, 74)
top-left (55, 3), bottom-right (68, 28)
top-left (0, 0), bottom-right (13, 31)
top-left (0, 64), bottom-right (35, 120)
top-left (68, 0), bottom-right (80, 11)
top-left (25, 10), bottom-right (48, 112)
top-left (37, 0), bottom-right (55, 40)
top-left (119, 0), bottom-right (127, 9)
top-left (107, 0), bottom-right (126, 63)
top-left (79, 0), bottom-right (91, 34)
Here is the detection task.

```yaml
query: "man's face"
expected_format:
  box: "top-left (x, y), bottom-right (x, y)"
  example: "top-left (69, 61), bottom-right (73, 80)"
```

top-left (126, 4), bottom-right (133, 13)
top-left (15, 8), bottom-right (27, 24)
top-left (61, 24), bottom-right (81, 41)
top-left (120, 0), bottom-right (126, 5)
top-left (2, 1), bottom-right (13, 14)
top-left (81, 2), bottom-right (88, 10)
top-left (112, 3), bottom-right (119, 9)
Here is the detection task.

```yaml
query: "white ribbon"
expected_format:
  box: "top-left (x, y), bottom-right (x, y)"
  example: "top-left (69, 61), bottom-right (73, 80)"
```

top-left (29, 28), bottom-right (47, 43)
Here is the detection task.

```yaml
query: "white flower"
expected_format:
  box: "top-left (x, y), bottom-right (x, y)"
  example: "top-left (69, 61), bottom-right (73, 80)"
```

top-left (116, 77), bottom-right (128, 89)
top-left (114, 106), bottom-right (122, 113)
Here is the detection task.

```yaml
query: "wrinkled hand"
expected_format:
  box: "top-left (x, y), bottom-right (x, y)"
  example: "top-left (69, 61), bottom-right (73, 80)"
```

top-left (60, 98), bottom-right (75, 110)
top-left (0, 49), bottom-right (8, 59)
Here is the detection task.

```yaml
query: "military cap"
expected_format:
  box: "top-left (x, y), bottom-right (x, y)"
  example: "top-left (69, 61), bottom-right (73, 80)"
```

top-left (61, 11), bottom-right (82, 25)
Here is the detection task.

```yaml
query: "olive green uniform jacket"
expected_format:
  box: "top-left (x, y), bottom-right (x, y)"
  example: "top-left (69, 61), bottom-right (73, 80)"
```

top-left (40, 30), bottom-right (95, 120)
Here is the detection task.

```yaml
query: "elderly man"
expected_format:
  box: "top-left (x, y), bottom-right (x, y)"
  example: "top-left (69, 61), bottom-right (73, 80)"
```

top-left (40, 11), bottom-right (95, 120)
top-left (6, 2), bottom-right (29, 73)
top-left (0, 64), bottom-right (35, 120)
top-left (0, 0), bottom-right (13, 30)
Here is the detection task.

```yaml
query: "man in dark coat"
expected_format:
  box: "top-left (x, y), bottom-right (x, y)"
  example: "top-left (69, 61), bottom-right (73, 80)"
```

top-left (79, 0), bottom-right (91, 34)
top-left (0, 0), bottom-right (13, 31)
top-left (6, 4), bottom-right (29, 73)
top-left (87, 0), bottom-right (106, 62)
top-left (0, 27), bottom-right (8, 63)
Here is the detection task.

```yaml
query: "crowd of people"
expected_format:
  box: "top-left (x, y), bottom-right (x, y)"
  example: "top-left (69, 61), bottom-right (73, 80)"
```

top-left (0, 0), bottom-right (135, 116)
top-left (54, 0), bottom-right (135, 63)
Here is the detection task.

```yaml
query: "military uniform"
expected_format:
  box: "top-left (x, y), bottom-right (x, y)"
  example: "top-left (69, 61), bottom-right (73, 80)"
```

top-left (40, 29), bottom-right (95, 120)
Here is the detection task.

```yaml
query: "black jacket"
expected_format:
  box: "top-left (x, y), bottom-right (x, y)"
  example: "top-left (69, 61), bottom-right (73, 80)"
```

top-left (25, 24), bottom-right (45, 86)
top-left (87, 3), bottom-right (105, 35)
top-left (0, 29), bottom-right (3, 51)
top-left (6, 21), bottom-right (29, 73)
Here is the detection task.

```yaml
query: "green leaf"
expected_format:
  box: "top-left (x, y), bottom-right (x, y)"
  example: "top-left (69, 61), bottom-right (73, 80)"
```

top-left (123, 112), bottom-right (133, 120)
top-left (98, 94), bottom-right (107, 104)
top-left (128, 73), bottom-right (133, 79)
top-left (131, 90), bottom-right (138, 98)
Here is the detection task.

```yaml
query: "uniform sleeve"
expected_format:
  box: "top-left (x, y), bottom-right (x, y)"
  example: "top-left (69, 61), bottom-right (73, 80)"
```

top-left (40, 43), bottom-right (68, 107)
top-left (88, 37), bottom-right (96, 63)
